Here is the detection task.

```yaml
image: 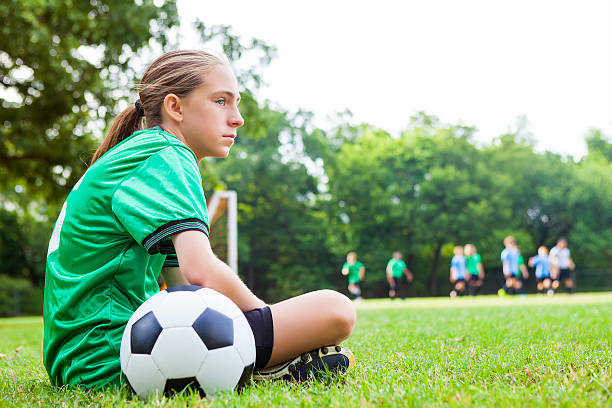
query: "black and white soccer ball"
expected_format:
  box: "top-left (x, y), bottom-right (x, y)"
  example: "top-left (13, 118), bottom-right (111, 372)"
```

top-left (120, 285), bottom-right (256, 398)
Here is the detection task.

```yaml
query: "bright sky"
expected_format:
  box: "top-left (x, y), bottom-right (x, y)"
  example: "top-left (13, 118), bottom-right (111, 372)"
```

top-left (178, 0), bottom-right (612, 158)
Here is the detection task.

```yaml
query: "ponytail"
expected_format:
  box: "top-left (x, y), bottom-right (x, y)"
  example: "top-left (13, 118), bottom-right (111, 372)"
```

top-left (90, 103), bottom-right (143, 165)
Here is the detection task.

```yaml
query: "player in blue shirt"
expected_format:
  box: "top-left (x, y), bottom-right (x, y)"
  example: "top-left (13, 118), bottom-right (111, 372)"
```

top-left (449, 246), bottom-right (467, 298)
top-left (529, 246), bottom-right (553, 296)
top-left (500, 236), bottom-right (520, 295)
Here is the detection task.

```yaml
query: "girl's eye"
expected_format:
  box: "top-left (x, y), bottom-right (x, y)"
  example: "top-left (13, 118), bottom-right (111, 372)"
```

top-left (216, 99), bottom-right (226, 106)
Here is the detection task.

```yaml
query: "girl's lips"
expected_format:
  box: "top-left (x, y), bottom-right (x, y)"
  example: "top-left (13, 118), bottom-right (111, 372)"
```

top-left (222, 134), bottom-right (236, 139)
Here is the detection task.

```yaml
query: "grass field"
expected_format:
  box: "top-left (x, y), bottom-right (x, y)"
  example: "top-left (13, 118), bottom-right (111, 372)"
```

top-left (1, 293), bottom-right (611, 407)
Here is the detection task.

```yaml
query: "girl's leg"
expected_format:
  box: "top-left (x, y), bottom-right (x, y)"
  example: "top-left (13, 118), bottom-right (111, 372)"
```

top-left (267, 289), bottom-right (355, 367)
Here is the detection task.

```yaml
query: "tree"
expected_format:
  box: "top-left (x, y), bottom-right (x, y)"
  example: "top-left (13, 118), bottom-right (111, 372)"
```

top-left (585, 129), bottom-right (612, 162)
top-left (1, 0), bottom-right (179, 203)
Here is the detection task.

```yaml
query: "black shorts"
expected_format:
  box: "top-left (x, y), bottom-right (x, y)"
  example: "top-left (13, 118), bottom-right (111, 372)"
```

top-left (468, 274), bottom-right (480, 282)
top-left (558, 268), bottom-right (572, 280)
top-left (244, 306), bottom-right (274, 371)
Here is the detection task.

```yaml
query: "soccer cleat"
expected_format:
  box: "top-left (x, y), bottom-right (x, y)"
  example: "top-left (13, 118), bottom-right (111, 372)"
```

top-left (252, 345), bottom-right (355, 381)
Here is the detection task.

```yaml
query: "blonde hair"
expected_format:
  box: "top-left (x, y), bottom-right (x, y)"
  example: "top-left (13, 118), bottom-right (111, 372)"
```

top-left (91, 50), bottom-right (230, 165)
top-left (464, 243), bottom-right (476, 255)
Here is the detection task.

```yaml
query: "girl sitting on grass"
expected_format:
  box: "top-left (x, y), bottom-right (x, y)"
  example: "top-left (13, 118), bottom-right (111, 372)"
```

top-left (43, 50), bottom-right (355, 389)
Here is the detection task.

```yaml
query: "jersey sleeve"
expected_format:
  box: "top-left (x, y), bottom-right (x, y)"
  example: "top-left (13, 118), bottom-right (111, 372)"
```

top-left (474, 253), bottom-right (482, 264)
top-left (111, 146), bottom-right (210, 254)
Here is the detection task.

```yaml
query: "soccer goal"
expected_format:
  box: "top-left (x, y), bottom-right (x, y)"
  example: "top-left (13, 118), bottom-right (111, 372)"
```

top-left (207, 190), bottom-right (238, 273)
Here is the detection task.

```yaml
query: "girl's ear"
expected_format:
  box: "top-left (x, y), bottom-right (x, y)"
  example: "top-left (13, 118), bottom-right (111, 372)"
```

top-left (162, 93), bottom-right (183, 123)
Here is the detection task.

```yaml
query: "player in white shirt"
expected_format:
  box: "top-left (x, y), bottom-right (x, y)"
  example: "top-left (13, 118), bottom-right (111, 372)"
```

top-left (549, 238), bottom-right (576, 293)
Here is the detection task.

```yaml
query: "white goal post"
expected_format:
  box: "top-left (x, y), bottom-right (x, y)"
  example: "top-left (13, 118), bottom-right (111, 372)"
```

top-left (207, 190), bottom-right (238, 273)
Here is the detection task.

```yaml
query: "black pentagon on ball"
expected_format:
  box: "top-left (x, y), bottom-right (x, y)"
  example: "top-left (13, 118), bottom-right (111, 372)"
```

top-left (166, 284), bottom-right (203, 293)
top-left (163, 377), bottom-right (205, 397)
top-left (237, 363), bottom-right (255, 390)
top-left (130, 311), bottom-right (162, 354)
top-left (192, 308), bottom-right (234, 350)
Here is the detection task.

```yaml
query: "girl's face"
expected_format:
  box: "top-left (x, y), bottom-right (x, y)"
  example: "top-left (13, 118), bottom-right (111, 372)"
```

top-left (179, 64), bottom-right (244, 159)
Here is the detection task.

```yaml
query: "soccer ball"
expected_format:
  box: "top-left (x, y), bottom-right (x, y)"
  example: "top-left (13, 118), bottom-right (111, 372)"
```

top-left (120, 285), bottom-right (256, 398)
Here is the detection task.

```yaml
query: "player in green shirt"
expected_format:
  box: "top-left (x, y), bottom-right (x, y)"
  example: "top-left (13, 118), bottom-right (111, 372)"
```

top-left (43, 50), bottom-right (356, 390)
top-left (464, 243), bottom-right (485, 296)
top-left (341, 252), bottom-right (365, 301)
top-left (386, 252), bottom-right (413, 299)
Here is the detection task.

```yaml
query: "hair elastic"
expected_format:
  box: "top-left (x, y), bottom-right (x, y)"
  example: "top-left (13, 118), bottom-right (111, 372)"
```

top-left (134, 100), bottom-right (145, 117)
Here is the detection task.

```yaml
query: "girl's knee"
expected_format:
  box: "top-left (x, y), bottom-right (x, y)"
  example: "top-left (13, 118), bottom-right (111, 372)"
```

top-left (320, 290), bottom-right (356, 340)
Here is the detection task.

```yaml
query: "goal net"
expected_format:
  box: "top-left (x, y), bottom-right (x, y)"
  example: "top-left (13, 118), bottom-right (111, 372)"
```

top-left (207, 190), bottom-right (238, 273)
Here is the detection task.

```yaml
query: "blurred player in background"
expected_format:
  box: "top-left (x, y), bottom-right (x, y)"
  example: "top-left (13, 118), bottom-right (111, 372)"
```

top-left (449, 246), bottom-right (467, 298)
top-left (550, 238), bottom-right (576, 293)
top-left (341, 252), bottom-right (365, 302)
top-left (529, 246), bottom-right (553, 296)
top-left (386, 251), bottom-right (413, 300)
top-left (514, 247), bottom-right (529, 295)
top-left (500, 236), bottom-right (520, 295)
top-left (464, 243), bottom-right (484, 296)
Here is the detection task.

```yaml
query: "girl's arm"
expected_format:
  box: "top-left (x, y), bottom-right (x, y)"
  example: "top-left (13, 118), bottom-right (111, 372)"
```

top-left (359, 266), bottom-right (365, 281)
top-left (171, 230), bottom-right (266, 311)
top-left (386, 266), bottom-right (394, 284)
top-left (477, 262), bottom-right (485, 278)
top-left (520, 264), bottom-right (529, 279)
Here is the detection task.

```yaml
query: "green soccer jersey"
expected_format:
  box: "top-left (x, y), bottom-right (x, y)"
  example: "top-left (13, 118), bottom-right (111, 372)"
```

top-left (465, 253), bottom-right (482, 275)
top-left (515, 254), bottom-right (525, 277)
top-left (387, 258), bottom-right (407, 278)
top-left (342, 261), bottom-right (364, 284)
top-left (43, 126), bottom-right (210, 389)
